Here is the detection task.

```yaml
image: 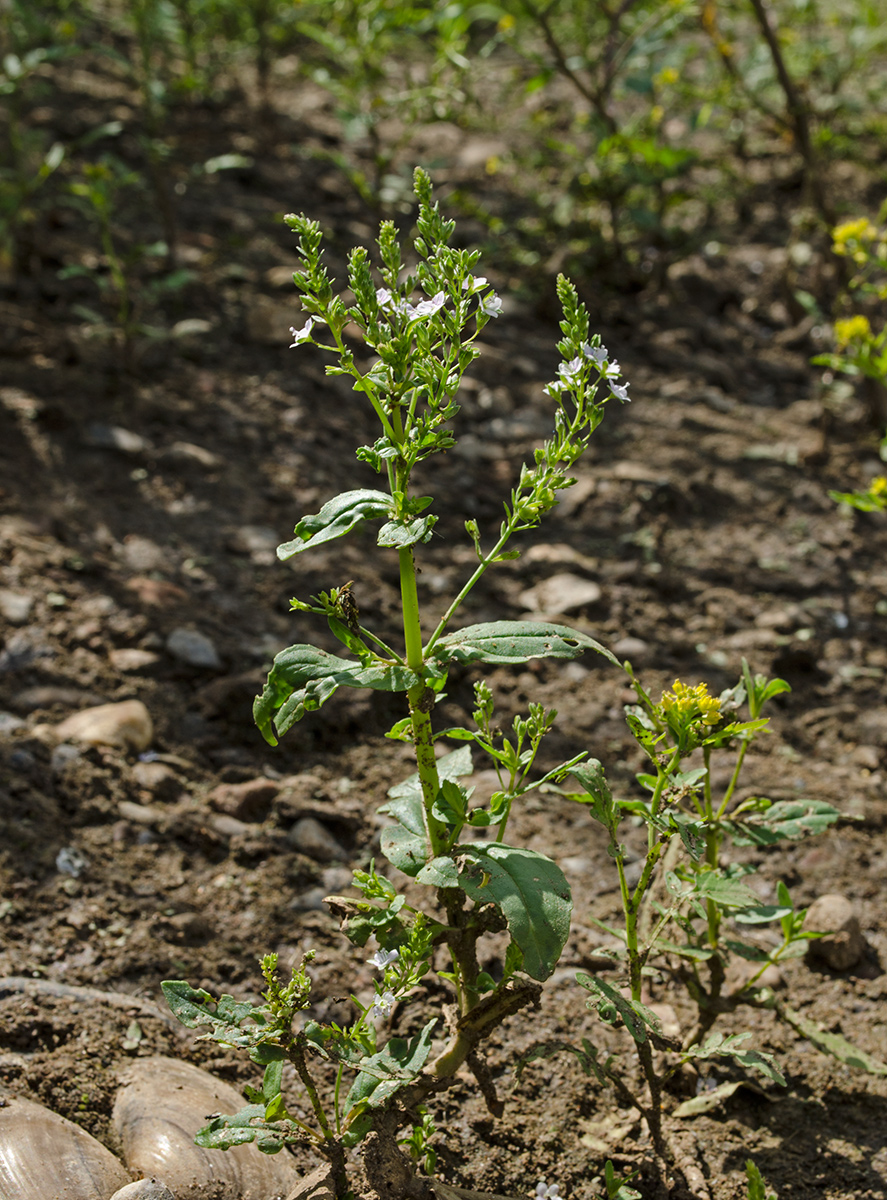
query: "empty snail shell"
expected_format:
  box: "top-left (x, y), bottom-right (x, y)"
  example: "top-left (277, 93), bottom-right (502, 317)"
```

top-left (113, 1057), bottom-right (297, 1200)
top-left (0, 1093), bottom-right (131, 1198)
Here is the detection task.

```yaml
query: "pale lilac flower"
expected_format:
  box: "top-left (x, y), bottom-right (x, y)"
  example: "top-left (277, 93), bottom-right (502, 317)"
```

top-left (535, 1183), bottom-right (561, 1200)
top-left (603, 360), bottom-right (621, 379)
top-left (409, 291), bottom-right (446, 320)
top-left (289, 318), bottom-right (316, 347)
top-left (479, 293), bottom-right (503, 318)
top-left (370, 989), bottom-right (396, 1020)
top-left (462, 275), bottom-right (488, 293)
top-left (368, 947), bottom-right (400, 970)
top-left (376, 287), bottom-right (394, 307)
top-left (583, 342), bottom-right (608, 365)
top-left (557, 356), bottom-right (584, 385)
top-left (610, 381), bottom-right (630, 402)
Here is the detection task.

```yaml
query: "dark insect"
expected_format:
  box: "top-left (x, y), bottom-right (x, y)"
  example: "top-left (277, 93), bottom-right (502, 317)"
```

top-left (336, 580), bottom-right (360, 634)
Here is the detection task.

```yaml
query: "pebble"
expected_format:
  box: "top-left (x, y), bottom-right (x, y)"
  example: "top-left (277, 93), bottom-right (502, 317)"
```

top-left (110, 648), bottom-right (162, 673)
top-left (111, 1181), bottom-right (177, 1200)
top-left (163, 441), bottom-right (222, 469)
top-left (132, 759), bottom-right (181, 797)
top-left (227, 525), bottom-right (280, 564)
top-left (113, 1056), bottom-right (297, 1199)
top-left (121, 536), bottom-right (168, 572)
top-left (172, 318), bottom-right (213, 339)
top-left (0, 589), bottom-right (33, 624)
top-left (209, 812), bottom-right (251, 839)
top-left (611, 636), bottom-right (650, 664)
top-left (83, 423), bottom-right (148, 454)
top-left (0, 711), bottom-right (25, 734)
top-left (208, 778), bottom-right (279, 822)
top-left (55, 699), bottom-right (154, 752)
top-left (0, 1094), bottom-right (132, 1196)
top-left (166, 628), bottom-right (222, 669)
top-left (56, 846), bottom-right (89, 877)
top-left (287, 816), bottom-right (347, 862)
top-left (518, 572), bottom-right (602, 616)
top-left (805, 894), bottom-right (868, 971)
top-left (119, 799), bottom-right (165, 826)
top-left (126, 577), bottom-right (189, 608)
top-left (17, 685), bottom-right (105, 712)
top-left (51, 743), bottom-right (83, 773)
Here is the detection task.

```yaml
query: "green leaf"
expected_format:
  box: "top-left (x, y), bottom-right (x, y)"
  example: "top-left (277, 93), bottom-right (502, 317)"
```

top-left (193, 1103), bottom-right (299, 1153)
top-left (277, 489), bottom-right (390, 559)
top-left (378, 747), bottom-right (472, 876)
top-left (734, 904), bottom-right (793, 925)
top-left (683, 1032), bottom-right (785, 1085)
top-left (431, 621), bottom-right (618, 667)
top-left (344, 1018), bottom-right (437, 1114)
top-left (725, 799), bottom-right (842, 847)
top-left (577, 975), bottom-right (677, 1047)
top-left (254, 645), bottom-right (418, 745)
top-left (776, 1000), bottom-right (887, 1075)
top-left (673, 1078), bottom-right (753, 1117)
top-left (693, 872), bottom-right (759, 908)
top-left (416, 855), bottom-right (459, 887)
top-left (456, 844), bottom-right (572, 981)
top-left (377, 514), bottom-right (437, 548)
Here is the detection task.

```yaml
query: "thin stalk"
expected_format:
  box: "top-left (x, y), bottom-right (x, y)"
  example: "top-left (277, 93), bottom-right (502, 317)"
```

top-left (289, 1040), bottom-right (333, 1143)
top-left (716, 739), bottom-right (749, 818)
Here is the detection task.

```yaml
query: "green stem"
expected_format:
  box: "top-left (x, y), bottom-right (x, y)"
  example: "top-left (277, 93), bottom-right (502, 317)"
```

top-left (716, 739), bottom-right (749, 818)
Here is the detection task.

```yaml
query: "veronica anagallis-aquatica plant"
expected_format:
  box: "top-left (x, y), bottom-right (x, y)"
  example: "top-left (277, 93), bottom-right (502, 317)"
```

top-left (162, 168), bottom-right (630, 1198)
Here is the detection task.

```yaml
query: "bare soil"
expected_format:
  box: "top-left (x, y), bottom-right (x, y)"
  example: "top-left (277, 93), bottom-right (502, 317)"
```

top-left (1, 62), bottom-right (886, 1200)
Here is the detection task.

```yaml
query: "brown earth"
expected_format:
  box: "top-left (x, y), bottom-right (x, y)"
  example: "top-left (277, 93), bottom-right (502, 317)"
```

top-left (1, 61), bottom-right (886, 1200)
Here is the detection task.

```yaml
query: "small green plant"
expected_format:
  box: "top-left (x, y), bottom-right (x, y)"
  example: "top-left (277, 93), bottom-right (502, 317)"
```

top-left (745, 1158), bottom-right (777, 1200)
top-left (815, 214), bottom-right (887, 506)
top-left (164, 167), bottom-right (629, 1197)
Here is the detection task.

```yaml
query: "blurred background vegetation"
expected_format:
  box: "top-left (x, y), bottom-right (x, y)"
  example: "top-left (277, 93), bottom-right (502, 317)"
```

top-left (1, 0), bottom-right (885, 345)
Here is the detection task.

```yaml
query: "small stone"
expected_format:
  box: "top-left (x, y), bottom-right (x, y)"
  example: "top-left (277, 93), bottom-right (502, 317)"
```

top-left (110, 648), bottom-right (162, 673)
top-left (119, 799), bottom-right (165, 825)
top-left (288, 816), bottom-right (347, 862)
top-left (612, 636), bottom-right (650, 664)
top-left (121, 536), bottom-right (167, 572)
top-left (17, 685), bottom-right (105, 713)
top-left (172, 318), bottom-right (213, 339)
top-left (83, 423), bottom-right (148, 454)
top-left (164, 441), bottom-right (221, 468)
top-left (166, 628), bottom-right (222, 669)
top-left (227, 525), bottom-right (280, 563)
top-left (56, 846), bottom-right (88, 877)
top-left (111, 1180), bottom-right (177, 1200)
top-left (125, 577), bottom-right (189, 608)
top-left (55, 699), bottom-right (153, 752)
top-left (0, 589), bottom-right (33, 624)
top-left (9, 747), bottom-right (35, 771)
top-left (519, 572), bottom-right (602, 616)
top-left (208, 777), bottom-right (278, 822)
top-left (131, 760), bottom-right (180, 796)
top-left (0, 711), bottom-right (25, 734)
top-left (51, 743), bottom-right (82, 773)
top-left (209, 812), bottom-right (251, 838)
top-left (805, 894), bottom-right (867, 970)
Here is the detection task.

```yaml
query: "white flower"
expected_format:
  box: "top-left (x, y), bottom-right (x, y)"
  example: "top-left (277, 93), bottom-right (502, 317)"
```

top-left (289, 318), bottom-right (316, 347)
top-left (409, 291), bottom-right (447, 320)
top-left (557, 356), bottom-right (584, 384)
top-left (462, 275), bottom-right (488, 293)
top-left (583, 342), bottom-right (608, 365)
top-left (610, 381), bottom-right (630, 402)
top-left (370, 989), bottom-right (396, 1020)
top-left (535, 1183), bottom-right (561, 1200)
top-left (368, 947), bottom-right (400, 970)
top-left (376, 287), bottom-right (394, 307)
top-left (479, 293), bottom-right (503, 318)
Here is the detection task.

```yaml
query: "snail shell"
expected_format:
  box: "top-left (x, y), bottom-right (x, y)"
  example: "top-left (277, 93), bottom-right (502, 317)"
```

top-left (113, 1057), bottom-right (297, 1200)
top-left (0, 1094), bottom-right (131, 1198)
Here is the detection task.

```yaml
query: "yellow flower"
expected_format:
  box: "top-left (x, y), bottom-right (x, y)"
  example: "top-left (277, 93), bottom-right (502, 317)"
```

top-left (834, 315), bottom-right (872, 347)
top-left (832, 218), bottom-right (876, 249)
top-left (660, 680), bottom-right (721, 727)
top-left (870, 476), bottom-right (887, 497)
top-left (497, 13), bottom-right (516, 32)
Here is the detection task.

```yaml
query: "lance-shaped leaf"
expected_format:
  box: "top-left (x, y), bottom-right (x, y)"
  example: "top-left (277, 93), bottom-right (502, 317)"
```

top-left (682, 1031), bottom-right (786, 1085)
top-left (724, 799), bottom-right (842, 847)
top-left (344, 1018), bottom-right (438, 1114)
top-left (456, 843), bottom-right (572, 981)
top-left (254, 644), bottom-right (418, 745)
top-left (776, 999), bottom-right (887, 1076)
top-left (277, 489), bottom-right (390, 559)
top-left (430, 621), bottom-right (618, 667)
top-left (194, 1103), bottom-right (307, 1153)
top-left (577, 974), bottom-right (680, 1049)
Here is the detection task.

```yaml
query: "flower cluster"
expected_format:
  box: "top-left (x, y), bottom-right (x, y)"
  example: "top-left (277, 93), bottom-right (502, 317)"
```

top-left (368, 945), bottom-right (400, 1021)
top-left (659, 680), bottom-right (722, 729)
top-left (834, 315), bottom-right (873, 347)
top-left (545, 340), bottom-right (630, 403)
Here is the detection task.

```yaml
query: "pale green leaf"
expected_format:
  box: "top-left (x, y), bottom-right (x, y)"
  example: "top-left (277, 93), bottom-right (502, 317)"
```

top-left (277, 489), bottom-right (390, 559)
top-left (431, 621), bottom-right (618, 667)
